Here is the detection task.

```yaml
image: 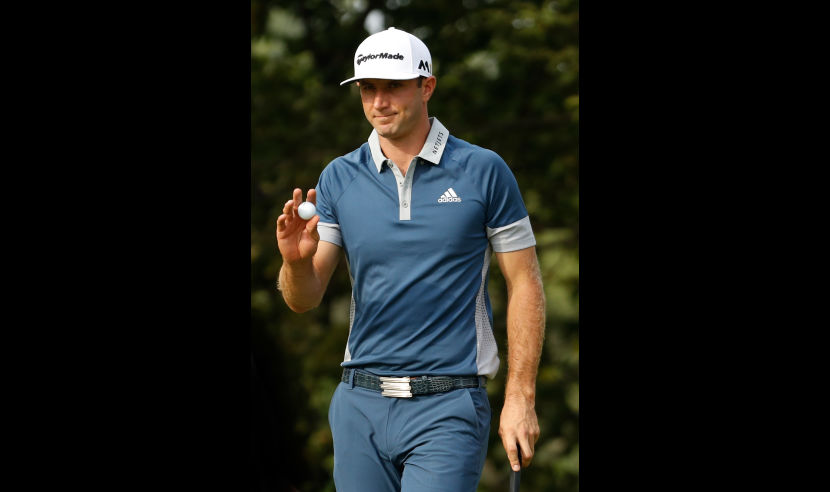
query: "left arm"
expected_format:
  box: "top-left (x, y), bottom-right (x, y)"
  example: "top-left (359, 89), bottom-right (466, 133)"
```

top-left (495, 246), bottom-right (545, 472)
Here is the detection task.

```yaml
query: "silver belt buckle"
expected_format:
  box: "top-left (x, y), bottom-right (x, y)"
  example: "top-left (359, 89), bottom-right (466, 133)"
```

top-left (379, 376), bottom-right (412, 398)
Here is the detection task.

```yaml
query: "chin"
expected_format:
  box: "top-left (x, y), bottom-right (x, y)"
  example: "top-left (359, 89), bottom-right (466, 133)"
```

top-left (375, 126), bottom-right (397, 138)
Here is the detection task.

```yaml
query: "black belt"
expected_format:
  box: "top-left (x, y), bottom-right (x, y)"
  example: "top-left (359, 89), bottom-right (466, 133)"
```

top-left (342, 368), bottom-right (486, 398)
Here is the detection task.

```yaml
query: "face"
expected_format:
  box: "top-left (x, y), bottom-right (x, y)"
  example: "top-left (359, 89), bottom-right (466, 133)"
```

top-left (358, 77), bottom-right (435, 141)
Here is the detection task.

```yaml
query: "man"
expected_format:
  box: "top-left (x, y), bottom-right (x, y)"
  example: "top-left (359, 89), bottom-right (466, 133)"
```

top-left (276, 27), bottom-right (544, 492)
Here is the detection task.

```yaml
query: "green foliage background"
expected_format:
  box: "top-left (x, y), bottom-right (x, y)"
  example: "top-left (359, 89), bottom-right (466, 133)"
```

top-left (251, 1), bottom-right (578, 490)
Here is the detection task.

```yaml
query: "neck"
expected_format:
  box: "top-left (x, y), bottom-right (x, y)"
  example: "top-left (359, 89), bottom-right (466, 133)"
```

top-left (379, 117), bottom-right (431, 175)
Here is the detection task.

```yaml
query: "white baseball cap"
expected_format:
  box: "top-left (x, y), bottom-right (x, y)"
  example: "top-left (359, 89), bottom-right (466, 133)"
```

top-left (340, 27), bottom-right (433, 86)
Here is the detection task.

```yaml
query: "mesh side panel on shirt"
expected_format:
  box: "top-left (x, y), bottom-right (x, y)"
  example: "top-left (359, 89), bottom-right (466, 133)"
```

top-left (475, 246), bottom-right (500, 379)
top-left (344, 293), bottom-right (354, 362)
top-left (342, 256), bottom-right (356, 363)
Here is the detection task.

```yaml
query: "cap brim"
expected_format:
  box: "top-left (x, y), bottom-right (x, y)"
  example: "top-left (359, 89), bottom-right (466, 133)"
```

top-left (340, 72), bottom-right (422, 86)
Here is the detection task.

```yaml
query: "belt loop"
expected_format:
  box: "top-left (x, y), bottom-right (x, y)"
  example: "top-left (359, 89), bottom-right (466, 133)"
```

top-left (347, 368), bottom-right (355, 388)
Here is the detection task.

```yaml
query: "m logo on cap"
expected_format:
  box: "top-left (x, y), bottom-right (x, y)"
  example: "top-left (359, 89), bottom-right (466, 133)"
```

top-left (418, 60), bottom-right (431, 73)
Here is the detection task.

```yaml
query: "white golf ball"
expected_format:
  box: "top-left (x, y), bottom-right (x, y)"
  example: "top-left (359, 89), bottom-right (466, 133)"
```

top-left (297, 201), bottom-right (317, 220)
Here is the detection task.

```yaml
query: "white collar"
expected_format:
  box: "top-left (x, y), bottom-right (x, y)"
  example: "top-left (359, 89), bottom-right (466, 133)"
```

top-left (367, 117), bottom-right (450, 173)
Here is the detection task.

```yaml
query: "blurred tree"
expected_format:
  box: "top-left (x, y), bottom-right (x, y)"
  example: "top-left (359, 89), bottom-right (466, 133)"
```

top-left (252, 1), bottom-right (578, 490)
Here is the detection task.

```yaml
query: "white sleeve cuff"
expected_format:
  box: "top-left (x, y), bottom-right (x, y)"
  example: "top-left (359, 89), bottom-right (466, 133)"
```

top-left (487, 216), bottom-right (536, 252)
top-left (317, 222), bottom-right (342, 247)
top-left (317, 222), bottom-right (343, 248)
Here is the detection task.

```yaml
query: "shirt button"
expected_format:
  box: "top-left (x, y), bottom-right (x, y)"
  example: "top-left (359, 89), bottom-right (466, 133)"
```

top-left (402, 201), bottom-right (409, 208)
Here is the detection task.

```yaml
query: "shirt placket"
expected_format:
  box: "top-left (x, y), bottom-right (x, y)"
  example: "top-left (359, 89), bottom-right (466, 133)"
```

top-left (386, 158), bottom-right (417, 221)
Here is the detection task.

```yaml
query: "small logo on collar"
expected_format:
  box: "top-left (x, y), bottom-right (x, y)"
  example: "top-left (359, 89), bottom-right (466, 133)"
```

top-left (431, 131), bottom-right (445, 155)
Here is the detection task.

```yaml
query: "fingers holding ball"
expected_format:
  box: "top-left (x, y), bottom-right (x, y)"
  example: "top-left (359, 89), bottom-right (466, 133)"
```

top-left (298, 201), bottom-right (317, 220)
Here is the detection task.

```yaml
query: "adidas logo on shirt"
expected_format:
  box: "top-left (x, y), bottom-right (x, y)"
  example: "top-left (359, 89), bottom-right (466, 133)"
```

top-left (438, 188), bottom-right (462, 203)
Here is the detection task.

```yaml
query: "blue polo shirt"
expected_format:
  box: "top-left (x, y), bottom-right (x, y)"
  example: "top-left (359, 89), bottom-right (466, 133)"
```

top-left (315, 118), bottom-right (535, 379)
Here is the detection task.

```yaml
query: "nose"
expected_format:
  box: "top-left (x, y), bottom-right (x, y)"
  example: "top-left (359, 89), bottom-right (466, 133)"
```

top-left (372, 88), bottom-right (390, 109)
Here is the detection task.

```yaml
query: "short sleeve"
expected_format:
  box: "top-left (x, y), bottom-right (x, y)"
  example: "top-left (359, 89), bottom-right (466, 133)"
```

top-left (314, 164), bottom-right (343, 247)
top-left (482, 151), bottom-right (536, 252)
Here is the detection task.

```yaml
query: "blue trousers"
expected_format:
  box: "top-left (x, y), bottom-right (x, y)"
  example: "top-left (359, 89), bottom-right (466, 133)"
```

top-left (328, 379), bottom-right (491, 492)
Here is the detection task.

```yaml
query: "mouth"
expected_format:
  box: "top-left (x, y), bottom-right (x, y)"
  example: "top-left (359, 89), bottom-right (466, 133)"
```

top-left (374, 113), bottom-right (397, 121)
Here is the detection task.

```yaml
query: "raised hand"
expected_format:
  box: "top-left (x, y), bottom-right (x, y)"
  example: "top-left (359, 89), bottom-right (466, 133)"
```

top-left (276, 188), bottom-right (320, 265)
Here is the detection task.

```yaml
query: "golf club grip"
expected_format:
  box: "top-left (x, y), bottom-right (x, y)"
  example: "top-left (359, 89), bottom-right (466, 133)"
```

top-left (509, 446), bottom-right (522, 492)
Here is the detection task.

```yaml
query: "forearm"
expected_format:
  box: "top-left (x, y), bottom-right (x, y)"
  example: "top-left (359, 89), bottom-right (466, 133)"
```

top-left (504, 273), bottom-right (545, 403)
top-left (497, 251), bottom-right (545, 470)
top-left (278, 258), bottom-right (326, 313)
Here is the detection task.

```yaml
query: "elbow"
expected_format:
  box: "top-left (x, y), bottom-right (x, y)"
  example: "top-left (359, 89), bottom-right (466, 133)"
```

top-left (287, 303), bottom-right (313, 313)
top-left (283, 296), bottom-right (320, 313)
top-left (277, 277), bottom-right (321, 313)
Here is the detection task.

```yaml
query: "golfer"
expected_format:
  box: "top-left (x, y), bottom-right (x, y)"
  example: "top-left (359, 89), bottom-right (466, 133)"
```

top-left (276, 27), bottom-right (545, 492)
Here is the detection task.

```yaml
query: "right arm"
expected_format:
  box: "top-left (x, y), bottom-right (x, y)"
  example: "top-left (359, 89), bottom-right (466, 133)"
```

top-left (276, 188), bottom-right (341, 312)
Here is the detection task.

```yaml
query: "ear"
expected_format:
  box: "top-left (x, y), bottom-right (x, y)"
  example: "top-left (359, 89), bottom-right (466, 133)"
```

top-left (421, 76), bottom-right (437, 102)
